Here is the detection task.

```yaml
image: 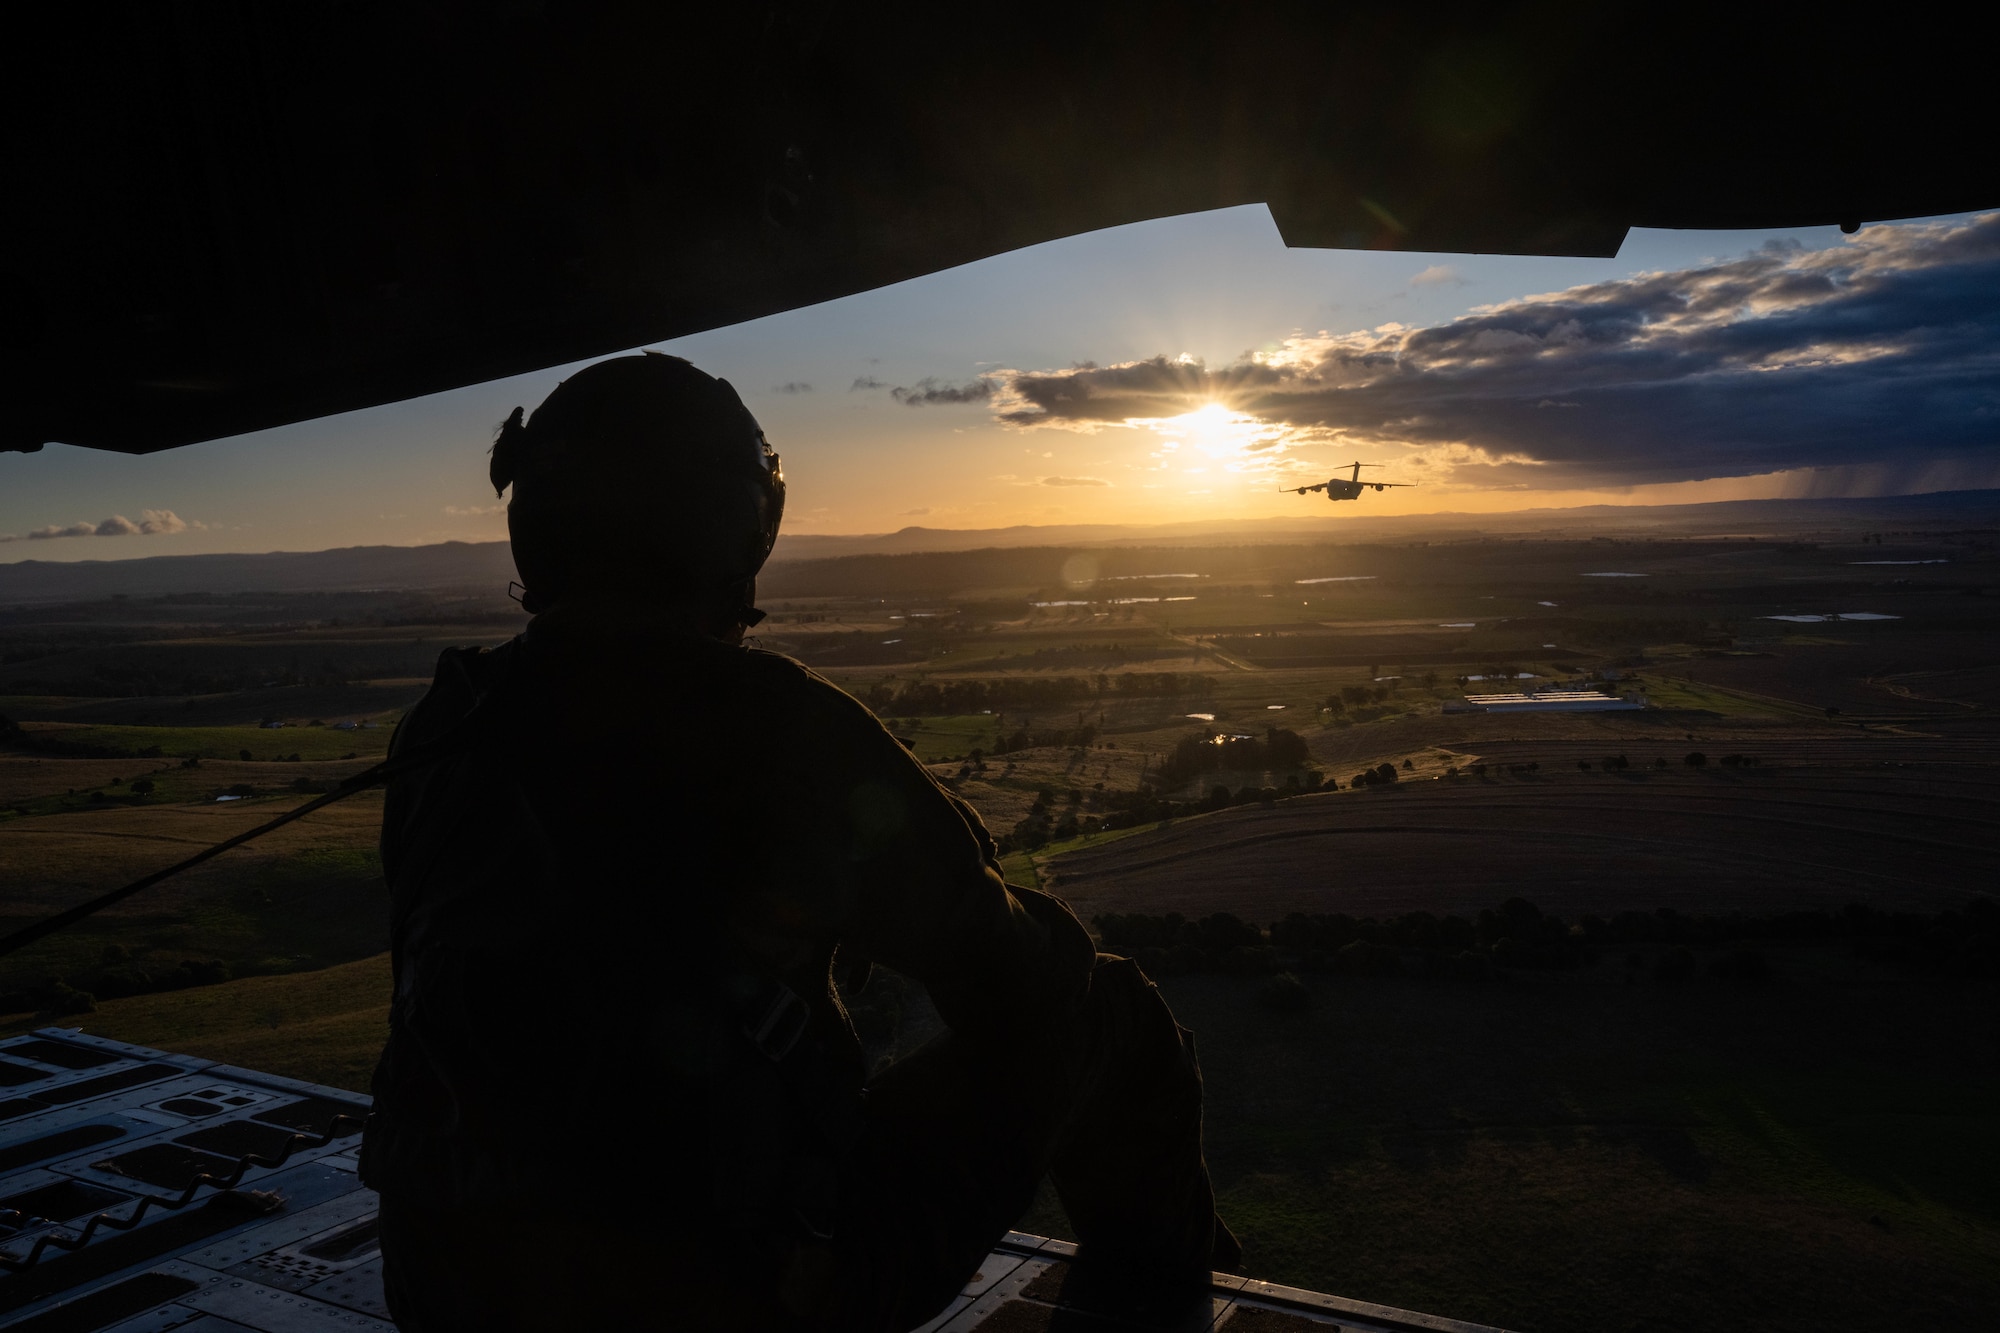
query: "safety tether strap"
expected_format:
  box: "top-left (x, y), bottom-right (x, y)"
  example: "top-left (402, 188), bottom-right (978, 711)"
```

top-left (0, 709), bottom-right (501, 962)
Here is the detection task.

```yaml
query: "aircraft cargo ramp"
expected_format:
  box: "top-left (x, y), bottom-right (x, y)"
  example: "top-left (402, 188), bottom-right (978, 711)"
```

top-left (0, 1029), bottom-right (1509, 1332)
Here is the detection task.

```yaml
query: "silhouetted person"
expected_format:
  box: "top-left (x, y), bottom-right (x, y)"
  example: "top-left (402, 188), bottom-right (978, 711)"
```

top-left (361, 355), bottom-right (1236, 1330)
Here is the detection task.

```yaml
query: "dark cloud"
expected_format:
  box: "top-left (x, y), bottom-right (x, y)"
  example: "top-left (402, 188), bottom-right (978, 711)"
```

top-left (983, 213), bottom-right (2000, 489)
top-left (3, 510), bottom-right (192, 543)
top-left (850, 376), bottom-right (887, 391)
top-left (891, 377), bottom-right (995, 406)
top-left (772, 381), bottom-right (814, 394)
top-left (1042, 476), bottom-right (1109, 487)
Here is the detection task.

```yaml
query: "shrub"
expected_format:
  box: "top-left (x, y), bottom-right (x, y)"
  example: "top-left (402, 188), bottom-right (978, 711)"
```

top-left (1451, 950), bottom-right (1496, 982)
top-left (130, 778), bottom-right (155, 795)
top-left (1184, 912), bottom-right (1262, 961)
top-left (1220, 944), bottom-right (1280, 976)
top-left (1653, 947), bottom-right (1697, 983)
top-left (1333, 940), bottom-right (1402, 977)
top-left (42, 980), bottom-right (96, 1017)
top-left (1256, 972), bottom-right (1312, 1012)
top-left (1093, 912), bottom-right (1186, 951)
top-left (1708, 949), bottom-right (1772, 983)
top-left (1684, 751), bottom-right (1708, 768)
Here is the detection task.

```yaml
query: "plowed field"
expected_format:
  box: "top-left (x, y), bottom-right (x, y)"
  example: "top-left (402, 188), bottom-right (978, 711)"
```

top-left (1046, 766), bottom-right (1999, 922)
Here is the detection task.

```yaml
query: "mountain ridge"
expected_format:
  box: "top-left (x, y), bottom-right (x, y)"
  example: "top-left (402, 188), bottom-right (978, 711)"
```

top-left (2, 490), bottom-right (1995, 602)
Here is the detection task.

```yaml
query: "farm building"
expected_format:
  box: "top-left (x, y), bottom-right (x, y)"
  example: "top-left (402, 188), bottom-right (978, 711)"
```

top-left (1447, 689), bottom-right (1646, 714)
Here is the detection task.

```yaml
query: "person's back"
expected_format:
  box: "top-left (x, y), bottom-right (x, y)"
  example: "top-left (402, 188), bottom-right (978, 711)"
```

top-left (361, 356), bottom-right (1235, 1330)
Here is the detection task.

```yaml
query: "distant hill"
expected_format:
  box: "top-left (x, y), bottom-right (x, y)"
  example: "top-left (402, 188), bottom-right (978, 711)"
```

top-left (0, 541), bottom-right (518, 603)
top-left (2, 489), bottom-right (1995, 603)
top-left (770, 488), bottom-right (2000, 559)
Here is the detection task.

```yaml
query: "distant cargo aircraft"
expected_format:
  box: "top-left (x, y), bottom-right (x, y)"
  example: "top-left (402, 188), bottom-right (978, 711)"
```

top-left (1287, 462), bottom-right (1417, 502)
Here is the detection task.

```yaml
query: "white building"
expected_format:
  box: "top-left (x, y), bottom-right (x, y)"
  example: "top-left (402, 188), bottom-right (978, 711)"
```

top-left (1446, 689), bottom-right (1646, 714)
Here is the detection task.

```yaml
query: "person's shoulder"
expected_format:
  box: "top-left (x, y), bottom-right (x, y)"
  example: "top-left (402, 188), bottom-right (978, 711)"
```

top-left (740, 644), bottom-right (859, 707)
top-left (738, 647), bottom-right (903, 741)
top-left (396, 638), bottom-right (522, 748)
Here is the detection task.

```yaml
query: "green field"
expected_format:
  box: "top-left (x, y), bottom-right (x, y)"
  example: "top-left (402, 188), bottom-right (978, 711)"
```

top-left (24, 945), bottom-right (1994, 1333)
top-left (4, 531), bottom-right (1997, 1331)
top-left (1632, 673), bottom-right (1819, 720)
top-left (2, 953), bottom-right (389, 1093)
top-left (1017, 959), bottom-right (2000, 1333)
top-left (20, 721), bottom-right (394, 761)
top-left (884, 713), bottom-right (1002, 762)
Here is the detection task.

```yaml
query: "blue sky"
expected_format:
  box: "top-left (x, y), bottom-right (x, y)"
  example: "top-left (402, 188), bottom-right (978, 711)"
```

top-left (4, 205), bottom-right (1992, 561)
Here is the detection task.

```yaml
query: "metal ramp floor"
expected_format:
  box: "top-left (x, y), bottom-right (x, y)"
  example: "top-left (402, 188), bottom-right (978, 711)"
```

top-left (0, 1030), bottom-right (1508, 1332)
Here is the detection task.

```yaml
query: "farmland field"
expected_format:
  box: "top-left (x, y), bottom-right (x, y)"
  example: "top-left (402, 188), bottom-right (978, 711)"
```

top-left (2, 507), bottom-right (1997, 1331)
top-left (1044, 762), bottom-right (2000, 923)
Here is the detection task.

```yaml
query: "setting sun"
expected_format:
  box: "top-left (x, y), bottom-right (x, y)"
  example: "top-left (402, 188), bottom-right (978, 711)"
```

top-left (1138, 402), bottom-right (1291, 491)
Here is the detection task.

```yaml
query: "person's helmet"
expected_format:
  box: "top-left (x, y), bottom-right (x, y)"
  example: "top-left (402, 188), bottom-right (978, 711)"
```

top-left (488, 354), bottom-right (784, 616)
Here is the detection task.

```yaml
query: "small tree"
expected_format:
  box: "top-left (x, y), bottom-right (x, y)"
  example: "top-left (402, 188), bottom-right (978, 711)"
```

top-left (1684, 751), bottom-right (1708, 768)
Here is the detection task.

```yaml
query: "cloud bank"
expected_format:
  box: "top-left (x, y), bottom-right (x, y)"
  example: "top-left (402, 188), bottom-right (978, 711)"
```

top-left (1, 510), bottom-right (194, 543)
top-left (892, 377), bottom-right (994, 406)
top-left (898, 214), bottom-right (2000, 492)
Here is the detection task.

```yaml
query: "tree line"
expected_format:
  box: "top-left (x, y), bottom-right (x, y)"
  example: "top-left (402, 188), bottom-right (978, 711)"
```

top-left (1090, 896), bottom-right (1998, 982)
top-left (862, 672), bottom-right (1215, 717)
top-left (1153, 726), bottom-right (1312, 789)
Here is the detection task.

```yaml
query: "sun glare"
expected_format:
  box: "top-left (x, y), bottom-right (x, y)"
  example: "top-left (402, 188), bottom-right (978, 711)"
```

top-left (1152, 402), bottom-right (1268, 460)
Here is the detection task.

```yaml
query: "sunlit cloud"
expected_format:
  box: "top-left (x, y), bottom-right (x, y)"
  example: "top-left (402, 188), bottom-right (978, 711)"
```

top-left (891, 377), bottom-right (994, 406)
top-left (1410, 264), bottom-right (1468, 287)
top-left (1042, 476), bottom-right (1110, 487)
top-left (922, 212), bottom-right (2000, 495)
top-left (1, 509), bottom-right (196, 543)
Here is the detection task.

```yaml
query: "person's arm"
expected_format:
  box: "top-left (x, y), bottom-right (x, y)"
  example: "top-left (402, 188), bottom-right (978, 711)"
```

top-left (739, 657), bottom-right (1095, 1044)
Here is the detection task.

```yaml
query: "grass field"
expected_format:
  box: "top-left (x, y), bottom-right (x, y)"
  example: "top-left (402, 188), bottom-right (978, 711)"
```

top-left (23, 943), bottom-right (1994, 1333)
top-left (0, 790), bottom-right (388, 993)
top-left (886, 713), bottom-right (1002, 762)
top-left (1634, 673), bottom-right (1822, 720)
top-left (1046, 765), bottom-right (2000, 922)
top-left (3, 530), bottom-right (1996, 1330)
top-left (1010, 959), bottom-right (2000, 1333)
top-left (18, 720), bottom-right (394, 761)
top-left (2, 952), bottom-right (388, 1092)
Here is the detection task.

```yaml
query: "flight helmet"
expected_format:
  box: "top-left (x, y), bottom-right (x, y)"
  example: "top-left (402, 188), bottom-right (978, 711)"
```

top-left (489, 354), bottom-right (784, 617)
